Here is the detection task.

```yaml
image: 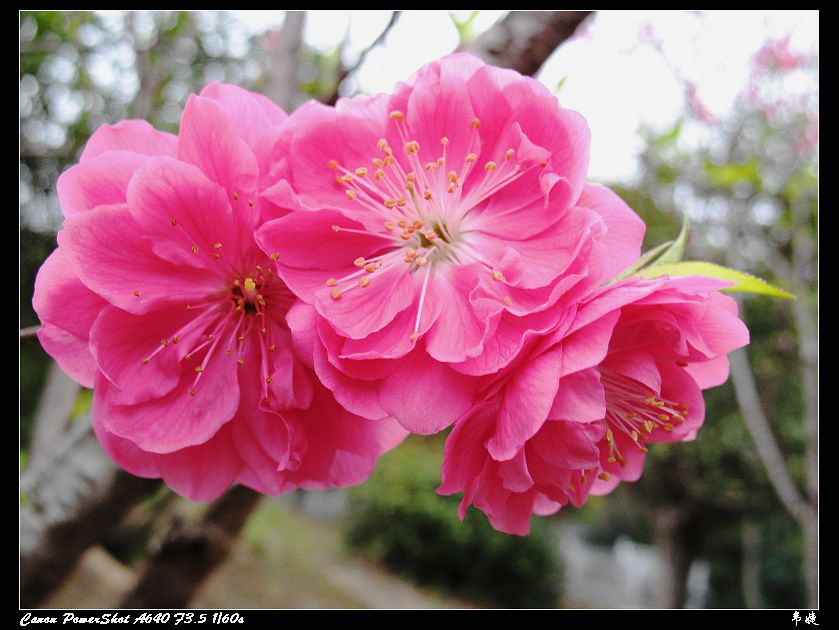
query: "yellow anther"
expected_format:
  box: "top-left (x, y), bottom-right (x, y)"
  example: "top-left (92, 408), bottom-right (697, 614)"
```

top-left (644, 420), bottom-right (655, 433)
top-left (339, 174), bottom-right (353, 184)
top-left (373, 158), bottom-right (384, 167)
top-left (505, 149), bottom-right (515, 160)
top-left (355, 167), bottom-right (368, 177)
top-left (359, 277), bottom-right (371, 288)
top-left (248, 199), bottom-right (255, 207)
top-left (502, 296), bottom-right (513, 307)
top-left (598, 472), bottom-right (611, 481)
top-left (346, 190), bottom-right (357, 201)
top-left (328, 159), bottom-right (338, 169)
top-left (364, 263), bottom-right (376, 273)
top-left (133, 290), bottom-right (141, 297)
top-left (412, 220), bottom-right (423, 229)
top-left (330, 288), bottom-right (342, 300)
top-left (658, 414), bottom-right (670, 422)
top-left (405, 182), bottom-right (414, 193)
top-left (415, 257), bottom-right (428, 267)
top-left (192, 246), bottom-right (199, 254)
top-left (465, 153), bottom-right (477, 163)
top-left (233, 192), bottom-right (239, 201)
top-left (237, 335), bottom-right (245, 342)
top-left (188, 388), bottom-right (196, 396)
top-left (244, 278), bottom-right (257, 292)
top-left (491, 269), bottom-right (503, 281)
top-left (233, 279), bottom-right (241, 286)
top-left (631, 430), bottom-right (639, 442)
top-left (385, 199), bottom-right (397, 209)
top-left (389, 110), bottom-right (405, 121)
top-left (172, 336), bottom-right (180, 344)
top-left (425, 231), bottom-right (436, 241)
top-left (425, 162), bottom-right (437, 171)
top-left (161, 339), bottom-right (169, 346)
top-left (423, 190), bottom-right (432, 200)
top-left (606, 428), bottom-right (614, 442)
top-left (354, 257), bottom-right (366, 268)
top-left (269, 344), bottom-right (277, 352)
top-left (400, 231), bottom-right (412, 240)
top-left (406, 141), bottom-right (420, 154)
top-left (638, 445), bottom-right (649, 453)
top-left (271, 252), bottom-right (280, 261)
top-left (212, 253), bottom-right (220, 259)
top-left (225, 350), bottom-right (232, 356)
top-left (332, 225), bottom-right (340, 232)
top-left (471, 118), bottom-right (480, 129)
top-left (568, 484), bottom-right (575, 493)
top-left (627, 411), bottom-right (637, 419)
top-left (171, 218), bottom-right (177, 226)
top-left (397, 219), bottom-right (407, 228)
top-left (447, 170), bottom-right (458, 183)
top-left (383, 155), bottom-right (394, 165)
top-left (185, 304), bottom-right (192, 311)
top-left (142, 358), bottom-right (150, 365)
top-left (260, 326), bottom-right (267, 333)
top-left (608, 456), bottom-right (617, 463)
top-left (194, 366), bottom-right (203, 373)
top-left (663, 423), bottom-right (674, 432)
top-left (406, 172), bottom-right (416, 183)
top-left (237, 359), bottom-right (245, 366)
top-left (207, 334), bottom-right (215, 341)
top-left (436, 157), bottom-right (445, 167)
top-left (183, 354), bottom-right (191, 361)
top-left (485, 161), bottom-right (497, 172)
top-left (396, 198), bottom-right (407, 207)
top-left (384, 221), bottom-right (394, 231)
top-left (673, 414), bottom-right (685, 423)
top-left (409, 332), bottom-right (419, 341)
top-left (440, 136), bottom-right (449, 145)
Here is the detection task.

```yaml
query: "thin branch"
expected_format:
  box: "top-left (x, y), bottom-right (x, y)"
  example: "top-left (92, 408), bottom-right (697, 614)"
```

top-left (20, 325), bottom-right (41, 339)
top-left (327, 11), bottom-right (402, 105)
top-left (728, 347), bottom-right (814, 525)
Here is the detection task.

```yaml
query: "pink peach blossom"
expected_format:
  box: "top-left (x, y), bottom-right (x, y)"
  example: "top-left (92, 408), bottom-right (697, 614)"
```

top-left (257, 53), bottom-right (645, 435)
top-left (33, 83), bottom-right (405, 501)
top-left (438, 276), bottom-right (749, 535)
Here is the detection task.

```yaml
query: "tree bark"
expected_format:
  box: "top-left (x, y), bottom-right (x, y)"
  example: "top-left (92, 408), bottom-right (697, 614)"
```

top-left (465, 11), bottom-right (592, 77)
top-left (29, 361), bottom-right (80, 457)
top-left (262, 11), bottom-right (306, 111)
top-left (20, 416), bottom-right (160, 608)
top-left (120, 486), bottom-right (263, 609)
top-left (653, 505), bottom-right (693, 608)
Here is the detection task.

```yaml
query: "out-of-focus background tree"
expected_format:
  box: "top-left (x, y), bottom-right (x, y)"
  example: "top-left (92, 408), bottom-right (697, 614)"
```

top-left (20, 10), bottom-right (818, 609)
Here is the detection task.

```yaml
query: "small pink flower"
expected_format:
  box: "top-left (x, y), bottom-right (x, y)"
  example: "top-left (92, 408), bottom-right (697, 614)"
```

top-left (34, 83), bottom-right (405, 501)
top-left (257, 53), bottom-right (645, 435)
top-left (438, 276), bottom-right (749, 535)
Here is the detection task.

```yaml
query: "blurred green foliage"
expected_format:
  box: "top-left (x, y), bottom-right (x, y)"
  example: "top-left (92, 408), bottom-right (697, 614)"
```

top-left (346, 436), bottom-right (562, 608)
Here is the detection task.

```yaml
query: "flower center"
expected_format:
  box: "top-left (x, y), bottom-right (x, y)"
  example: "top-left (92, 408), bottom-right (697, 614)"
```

top-left (599, 370), bottom-right (689, 467)
top-left (139, 260), bottom-right (295, 404)
top-left (324, 110), bottom-right (544, 341)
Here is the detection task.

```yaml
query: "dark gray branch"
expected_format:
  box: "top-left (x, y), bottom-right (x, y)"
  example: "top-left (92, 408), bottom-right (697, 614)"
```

top-left (465, 11), bottom-right (593, 77)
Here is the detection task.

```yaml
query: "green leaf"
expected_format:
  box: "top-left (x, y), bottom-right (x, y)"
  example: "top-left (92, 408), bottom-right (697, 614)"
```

top-left (613, 240), bottom-right (673, 281)
top-left (704, 158), bottom-right (762, 189)
top-left (629, 261), bottom-right (795, 299)
top-left (652, 212), bottom-right (689, 266)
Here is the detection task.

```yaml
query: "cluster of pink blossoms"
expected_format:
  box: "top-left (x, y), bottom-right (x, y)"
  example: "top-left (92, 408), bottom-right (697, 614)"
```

top-left (33, 53), bottom-right (748, 534)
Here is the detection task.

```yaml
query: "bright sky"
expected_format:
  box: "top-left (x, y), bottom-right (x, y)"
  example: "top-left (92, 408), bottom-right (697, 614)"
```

top-left (232, 10), bottom-right (818, 183)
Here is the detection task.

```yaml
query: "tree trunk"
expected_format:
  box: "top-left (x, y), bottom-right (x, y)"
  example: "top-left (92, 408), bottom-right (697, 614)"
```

top-left (262, 11), bottom-right (306, 111)
top-left (653, 506), bottom-right (693, 608)
top-left (120, 486), bottom-right (262, 609)
top-left (465, 11), bottom-right (593, 76)
top-left (20, 415), bottom-right (159, 608)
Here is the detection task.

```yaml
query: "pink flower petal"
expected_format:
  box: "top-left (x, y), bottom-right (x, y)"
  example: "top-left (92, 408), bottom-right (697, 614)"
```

top-left (80, 120), bottom-right (177, 162)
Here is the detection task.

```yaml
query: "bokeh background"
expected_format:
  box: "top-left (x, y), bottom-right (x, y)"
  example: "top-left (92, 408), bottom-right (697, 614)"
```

top-left (20, 10), bottom-right (818, 609)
